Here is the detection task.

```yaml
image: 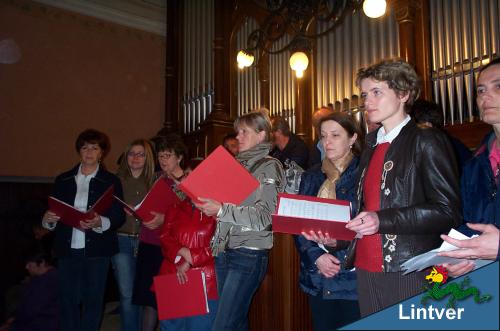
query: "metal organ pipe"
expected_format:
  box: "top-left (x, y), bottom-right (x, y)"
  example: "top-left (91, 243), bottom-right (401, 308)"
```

top-left (430, 0), bottom-right (499, 124)
top-left (314, 7), bottom-right (399, 128)
top-left (181, 0), bottom-right (214, 133)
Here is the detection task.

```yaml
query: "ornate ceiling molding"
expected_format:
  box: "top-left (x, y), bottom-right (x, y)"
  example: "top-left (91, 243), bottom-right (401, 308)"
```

top-left (32, 0), bottom-right (166, 35)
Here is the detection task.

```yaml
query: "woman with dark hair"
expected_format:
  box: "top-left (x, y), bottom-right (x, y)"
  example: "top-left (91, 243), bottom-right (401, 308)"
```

top-left (156, 138), bottom-right (218, 331)
top-left (345, 59), bottom-right (461, 316)
top-left (196, 109), bottom-right (285, 330)
top-left (112, 138), bottom-right (155, 331)
top-left (42, 128), bottom-right (125, 331)
top-left (439, 57), bottom-right (500, 274)
top-left (296, 112), bottom-right (362, 330)
top-left (6, 251), bottom-right (59, 331)
top-left (132, 136), bottom-right (188, 331)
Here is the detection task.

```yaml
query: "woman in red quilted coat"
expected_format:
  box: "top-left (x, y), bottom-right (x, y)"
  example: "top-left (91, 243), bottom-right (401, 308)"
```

top-left (157, 192), bottom-right (218, 331)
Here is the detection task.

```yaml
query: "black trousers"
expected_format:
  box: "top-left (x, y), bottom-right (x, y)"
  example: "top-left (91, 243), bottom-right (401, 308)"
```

top-left (356, 269), bottom-right (427, 317)
top-left (308, 295), bottom-right (361, 331)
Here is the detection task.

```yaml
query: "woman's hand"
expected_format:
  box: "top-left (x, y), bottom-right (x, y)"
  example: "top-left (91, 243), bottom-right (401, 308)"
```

top-left (301, 230), bottom-right (337, 247)
top-left (176, 260), bottom-right (191, 284)
top-left (80, 213), bottom-right (102, 230)
top-left (194, 198), bottom-right (222, 217)
top-left (177, 247), bottom-right (193, 265)
top-left (442, 261), bottom-right (475, 278)
top-left (143, 212), bottom-right (165, 230)
top-left (315, 254), bottom-right (341, 278)
top-left (346, 211), bottom-right (380, 237)
top-left (42, 210), bottom-right (60, 224)
top-left (438, 223), bottom-right (500, 261)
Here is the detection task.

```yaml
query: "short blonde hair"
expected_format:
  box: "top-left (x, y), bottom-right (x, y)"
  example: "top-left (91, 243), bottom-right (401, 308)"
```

top-left (234, 108), bottom-right (272, 142)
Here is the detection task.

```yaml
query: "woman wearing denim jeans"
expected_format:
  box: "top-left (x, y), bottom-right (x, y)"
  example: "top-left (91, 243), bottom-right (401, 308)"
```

top-left (42, 129), bottom-right (125, 331)
top-left (112, 139), bottom-right (156, 331)
top-left (196, 110), bottom-right (285, 330)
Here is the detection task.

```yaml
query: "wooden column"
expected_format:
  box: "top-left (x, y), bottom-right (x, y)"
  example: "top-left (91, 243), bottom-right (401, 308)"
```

top-left (198, 0), bottom-right (234, 156)
top-left (164, 0), bottom-right (180, 132)
top-left (211, 0), bottom-right (231, 121)
top-left (393, 0), bottom-right (432, 99)
top-left (258, 53), bottom-right (270, 110)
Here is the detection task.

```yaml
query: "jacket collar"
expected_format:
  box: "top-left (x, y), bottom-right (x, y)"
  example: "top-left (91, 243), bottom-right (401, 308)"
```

top-left (59, 163), bottom-right (106, 182)
top-left (237, 142), bottom-right (272, 168)
top-left (375, 115), bottom-right (411, 145)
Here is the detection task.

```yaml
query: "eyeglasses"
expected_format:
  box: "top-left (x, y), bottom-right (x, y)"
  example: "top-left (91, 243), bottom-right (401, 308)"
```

top-left (127, 152), bottom-right (146, 158)
top-left (158, 153), bottom-right (175, 160)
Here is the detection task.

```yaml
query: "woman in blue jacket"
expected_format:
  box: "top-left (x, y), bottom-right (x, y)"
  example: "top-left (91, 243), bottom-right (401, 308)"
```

top-left (42, 129), bottom-right (125, 331)
top-left (295, 112), bottom-right (362, 330)
top-left (440, 57), bottom-right (500, 274)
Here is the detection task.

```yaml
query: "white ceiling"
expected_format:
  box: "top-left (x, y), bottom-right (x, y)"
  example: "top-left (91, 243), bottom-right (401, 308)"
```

top-left (33, 0), bottom-right (167, 35)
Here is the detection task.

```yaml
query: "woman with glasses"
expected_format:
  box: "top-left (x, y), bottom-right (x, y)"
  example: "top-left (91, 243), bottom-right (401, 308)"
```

top-left (112, 139), bottom-right (155, 331)
top-left (132, 135), bottom-right (188, 331)
top-left (156, 135), bottom-right (218, 331)
top-left (41, 128), bottom-right (125, 331)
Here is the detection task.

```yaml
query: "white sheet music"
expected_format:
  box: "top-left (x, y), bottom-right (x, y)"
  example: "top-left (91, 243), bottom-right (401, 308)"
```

top-left (401, 229), bottom-right (493, 274)
top-left (277, 197), bottom-right (350, 222)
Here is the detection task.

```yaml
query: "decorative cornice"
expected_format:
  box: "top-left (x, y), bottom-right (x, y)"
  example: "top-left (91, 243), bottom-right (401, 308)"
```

top-left (32, 0), bottom-right (166, 35)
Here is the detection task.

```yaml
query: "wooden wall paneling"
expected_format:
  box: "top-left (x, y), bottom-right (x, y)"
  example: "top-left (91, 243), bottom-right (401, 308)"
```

top-left (248, 233), bottom-right (313, 331)
top-left (445, 120), bottom-right (492, 150)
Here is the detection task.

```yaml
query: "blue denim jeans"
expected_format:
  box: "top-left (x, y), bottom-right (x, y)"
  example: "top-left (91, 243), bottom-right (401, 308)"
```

top-left (159, 299), bottom-right (218, 331)
top-left (212, 248), bottom-right (269, 331)
top-left (58, 250), bottom-right (110, 331)
top-left (111, 234), bottom-right (140, 331)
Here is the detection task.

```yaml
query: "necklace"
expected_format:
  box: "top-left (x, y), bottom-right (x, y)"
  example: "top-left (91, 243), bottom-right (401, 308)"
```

top-left (170, 171), bottom-right (185, 182)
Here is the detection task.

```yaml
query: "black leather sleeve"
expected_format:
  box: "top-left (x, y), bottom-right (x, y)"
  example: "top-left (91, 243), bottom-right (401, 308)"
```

top-left (378, 128), bottom-right (462, 235)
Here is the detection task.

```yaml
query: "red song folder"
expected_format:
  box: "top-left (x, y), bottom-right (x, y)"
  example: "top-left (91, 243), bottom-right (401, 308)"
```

top-left (272, 193), bottom-right (356, 240)
top-left (178, 145), bottom-right (259, 204)
top-left (47, 186), bottom-right (114, 230)
top-left (114, 177), bottom-right (176, 223)
top-left (154, 269), bottom-right (209, 320)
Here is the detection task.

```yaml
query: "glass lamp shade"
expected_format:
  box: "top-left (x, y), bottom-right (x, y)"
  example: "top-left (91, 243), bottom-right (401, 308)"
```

top-left (237, 50), bottom-right (255, 68)
top-left (289, 51), bottom-right (309, 72)
top-left (363, 0), bottom-right (387, 18)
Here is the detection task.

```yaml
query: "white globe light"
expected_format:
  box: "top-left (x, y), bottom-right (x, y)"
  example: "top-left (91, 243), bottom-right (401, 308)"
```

top-left (237, 50), bottom-right (248, 68)
top-left (363, 0), bottom-right (387, 19)
top-left (244, 52), bottom-right (255, 67)
top-left (289, 52), bottom-right (309, 73)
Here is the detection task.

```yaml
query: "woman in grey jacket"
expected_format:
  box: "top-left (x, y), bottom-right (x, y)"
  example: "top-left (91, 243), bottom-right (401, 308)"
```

top-left (196, 110), bottom-right (285, 331)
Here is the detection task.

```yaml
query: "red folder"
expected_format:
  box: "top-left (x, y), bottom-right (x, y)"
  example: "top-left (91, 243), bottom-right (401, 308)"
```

top-left (114, 177), bottom-right (176, 222)
top-left (47, 186), bottom-right (114, 230)
top-left (178, 145), bottom-right (259, 204)
top-left (272, 193), bottom-right (356, 240)
top-left (154, 269), bottom-right (209, 320)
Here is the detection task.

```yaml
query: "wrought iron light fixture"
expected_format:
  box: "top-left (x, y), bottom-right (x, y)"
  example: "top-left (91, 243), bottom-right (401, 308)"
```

top-left (237, 0), bottom-right (387, 77)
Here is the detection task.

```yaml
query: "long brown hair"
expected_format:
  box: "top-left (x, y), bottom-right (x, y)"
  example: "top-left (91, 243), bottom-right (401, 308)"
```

top-left (117, 138), bottom-right (155, 188)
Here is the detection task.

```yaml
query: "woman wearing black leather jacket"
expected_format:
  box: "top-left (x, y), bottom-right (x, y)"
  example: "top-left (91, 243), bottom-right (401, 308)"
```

top-left (345, 59), bottom-right (462, 316)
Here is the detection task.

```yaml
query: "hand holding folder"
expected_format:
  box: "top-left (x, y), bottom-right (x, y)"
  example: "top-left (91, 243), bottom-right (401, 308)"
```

top-left (272, 193), bottom-right (356, 241)
top-left (114, 177), bottom-right (177, 223)
top-left (154, 269), bottom-right (209, 320)
top-left (178, 146), bottom-right (259, 205)
top-left (47, 186), bottom-right (114, 230)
